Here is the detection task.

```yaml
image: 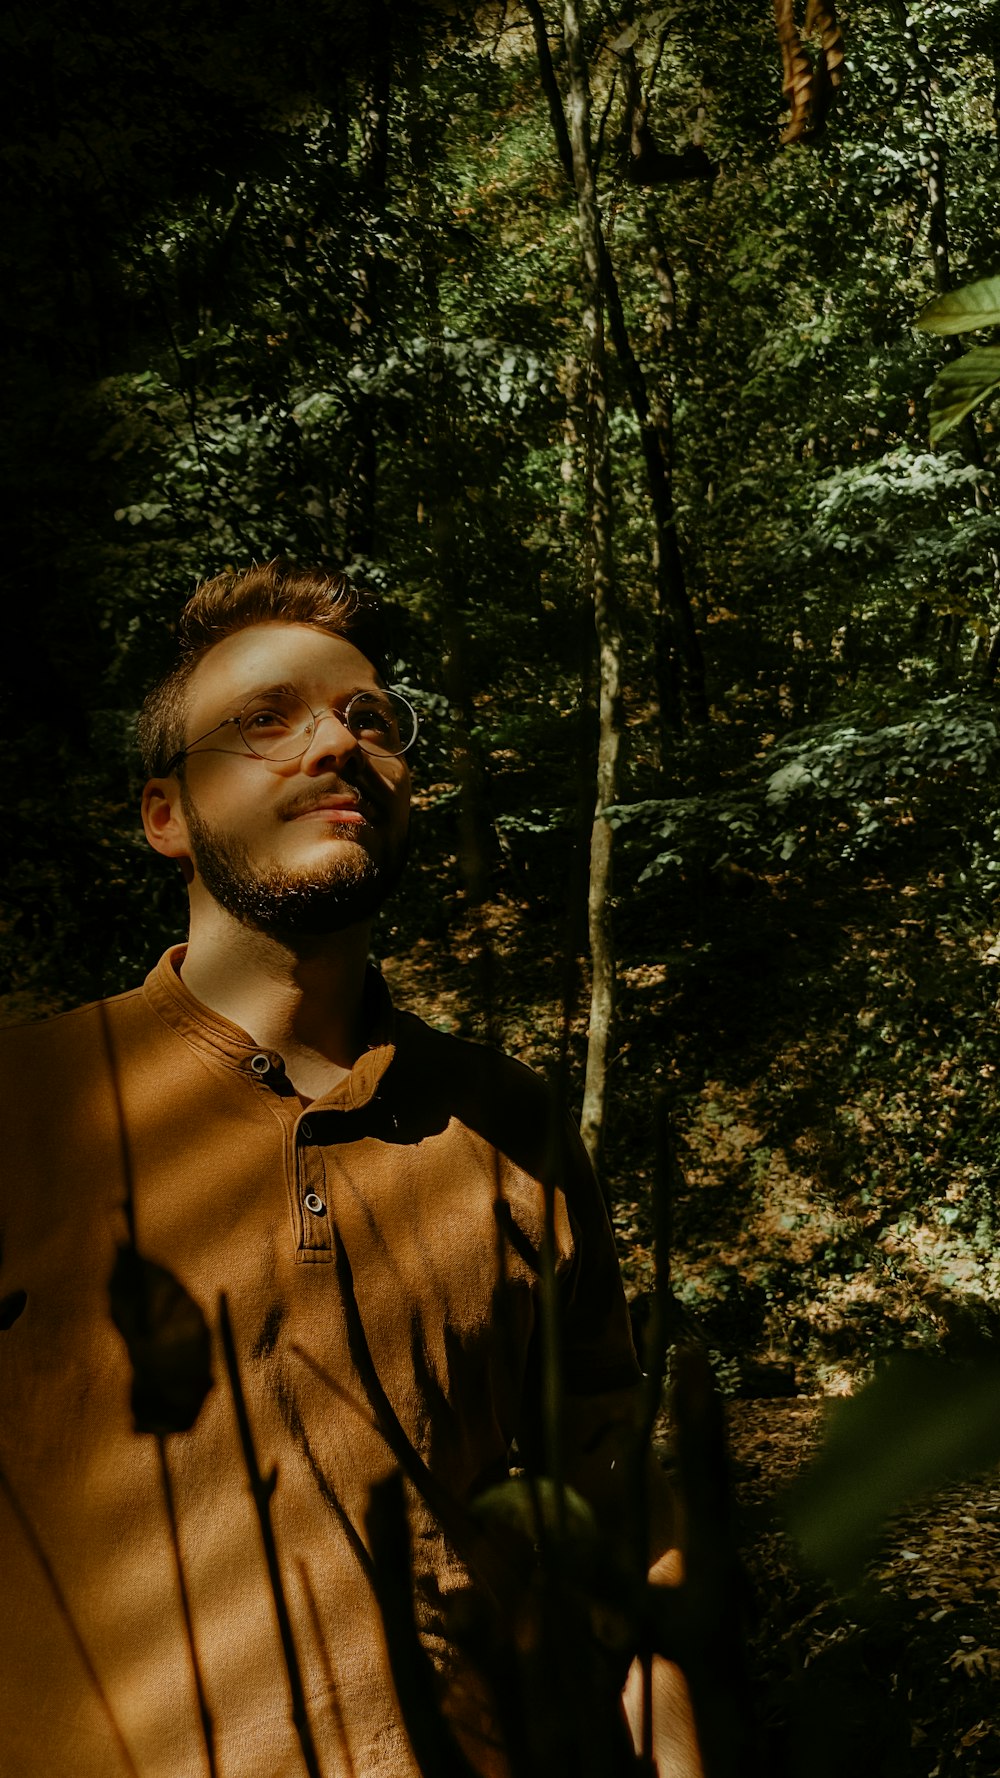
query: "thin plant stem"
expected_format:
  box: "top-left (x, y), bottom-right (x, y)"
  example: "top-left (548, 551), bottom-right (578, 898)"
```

top-left (297, 1561), bottom-right (356, 1778)
top-left (289, 1338), bottom-right (511, 1615)
top-left (0, 1461), bottom-right (141, 1778)
top-left (538, 1125), bottom-right (566, 1531)
top-left (218, 1294), bottom-right (323, 1778)
top-left (629, 1092), bottom-right (676, 1582)
top-left (98, 1002), bottom-right (137, 1250)
top-left (641, 1646), bottom-right (654, 1770)
top-left (156, 1436), bottom-right (218, 1778)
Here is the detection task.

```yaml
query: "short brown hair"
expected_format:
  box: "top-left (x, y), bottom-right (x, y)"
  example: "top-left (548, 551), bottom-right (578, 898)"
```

top-left (137, 560), bottom-right (392, 776)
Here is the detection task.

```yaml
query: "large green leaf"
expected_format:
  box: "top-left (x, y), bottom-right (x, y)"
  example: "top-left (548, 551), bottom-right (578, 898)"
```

top-left (916, 274), bottom-right (1000, 335)
top-left (783, 1355), bottom-right (1000, 1590)
top-left (929, 346), bottom-right (1000, 445)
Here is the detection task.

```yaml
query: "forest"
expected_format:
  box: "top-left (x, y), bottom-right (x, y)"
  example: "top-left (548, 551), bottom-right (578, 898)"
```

top-left (4, 0), bottom-right (1000, 1771)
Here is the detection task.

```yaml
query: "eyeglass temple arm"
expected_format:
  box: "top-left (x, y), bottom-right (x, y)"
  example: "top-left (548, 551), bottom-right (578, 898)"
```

top-left (163, 715), bottom-right (241, 774)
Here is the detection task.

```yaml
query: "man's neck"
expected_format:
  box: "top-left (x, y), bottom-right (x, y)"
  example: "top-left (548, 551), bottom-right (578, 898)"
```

top-left (179, 901), bottom-right (374, 1099)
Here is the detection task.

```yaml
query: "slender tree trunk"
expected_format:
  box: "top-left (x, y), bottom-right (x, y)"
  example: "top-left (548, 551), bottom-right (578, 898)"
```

top-left (526, 0), bottom-right (707, 730)
top-left (346, 2), bottom-right (390, 558)
top-left (644, 205), bottom-right (687, 756)
top-left (402, 44), bottom-right (502, 1038)
top-left (993, 17), bottom-right (1000, 158)
top-left (555, 0), bottom-right (623, 1176)
top-left (891, 0), bottom-right (950, 293)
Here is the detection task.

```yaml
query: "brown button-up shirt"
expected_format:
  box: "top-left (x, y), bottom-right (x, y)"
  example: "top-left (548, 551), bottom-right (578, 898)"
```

top-left (0, 947), bottom-right (643, 1778)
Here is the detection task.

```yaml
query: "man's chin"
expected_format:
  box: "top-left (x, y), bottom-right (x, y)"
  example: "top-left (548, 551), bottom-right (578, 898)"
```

top-left (182, 797), bottom-right (408, 938)
top-left (191, 843), bottom-right (390, 937)
top-left (223, 864), bottom-right (387, 936)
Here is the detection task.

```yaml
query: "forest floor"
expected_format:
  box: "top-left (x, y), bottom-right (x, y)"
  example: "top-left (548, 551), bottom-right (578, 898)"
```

top-left (725, 1397), bottom-right (1000, 1778)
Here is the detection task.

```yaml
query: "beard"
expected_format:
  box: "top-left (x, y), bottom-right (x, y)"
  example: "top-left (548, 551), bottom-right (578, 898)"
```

top-left (181, 788), bottom-right (407, 937)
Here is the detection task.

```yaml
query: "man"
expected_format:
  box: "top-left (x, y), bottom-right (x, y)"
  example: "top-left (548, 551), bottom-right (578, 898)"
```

top-left (0, 562), bottom-right (699, 1777)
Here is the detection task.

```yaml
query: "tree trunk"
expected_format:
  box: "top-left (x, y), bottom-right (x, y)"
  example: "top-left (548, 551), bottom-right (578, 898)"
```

top-left (644, 204), bottom-right (688, 757)
top-left (993, 16), bottom-right (1000, 158)
top-left (526, 0), bottom-right (707, 731)
top-left (890, 0), bottom-right (950, 293)
top-left (556, 0), bottom-right (624, 1179)
top-left (346, 3), bottom-right (390, 559)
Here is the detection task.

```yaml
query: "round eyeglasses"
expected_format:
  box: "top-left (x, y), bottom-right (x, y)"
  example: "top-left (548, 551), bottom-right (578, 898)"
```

top-left (166, 687), bottom-right (418, 773)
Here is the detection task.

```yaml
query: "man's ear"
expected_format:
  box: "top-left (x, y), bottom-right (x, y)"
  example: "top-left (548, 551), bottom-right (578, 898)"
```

top-left (141, 779), bottom-right (192, 864)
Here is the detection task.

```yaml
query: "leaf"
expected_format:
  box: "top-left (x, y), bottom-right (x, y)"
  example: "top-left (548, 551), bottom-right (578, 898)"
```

top-left (471, 1477), bottom-right (598, 1563)
top-left (928, 347), bottom-right (1000, 446)
top-left (783, 1354), bottom-right (1000, 1589)
top-left (916, 275), bottom-right (1000, 336)
top-left (949, 1646), bottom-right (1000, 1679)
top-left (109, 1246), bottom-right (213, 1435)
top-left (766, 760), bottom-right (814, 803)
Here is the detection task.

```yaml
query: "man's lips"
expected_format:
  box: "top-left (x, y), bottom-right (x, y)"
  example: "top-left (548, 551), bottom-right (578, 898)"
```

top-left (283, 793), bottom-right (372, 825)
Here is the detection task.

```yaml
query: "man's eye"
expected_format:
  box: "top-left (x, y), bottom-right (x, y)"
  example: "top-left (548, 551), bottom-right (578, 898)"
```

top-left (350, 700), bottom-right (395, 736)
top-left (244, 706), bottom-right (294, 733)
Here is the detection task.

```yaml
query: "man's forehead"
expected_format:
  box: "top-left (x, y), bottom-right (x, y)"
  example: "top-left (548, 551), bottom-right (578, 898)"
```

top-left (185, 623), bottom-right (382, 720)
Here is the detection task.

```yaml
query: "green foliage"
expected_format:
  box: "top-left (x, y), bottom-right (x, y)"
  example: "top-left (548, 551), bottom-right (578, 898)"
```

top-left (785, 1354), bottom-right (1000, 1589)
top-left (928, 347), bottom-right (1000, 446)
top-left (608, 693), bottom-right (1000, 879)
top-left (916, 272), bottom-right (1000, 443)
top-left (917, 273), bottom-right (1000, 335)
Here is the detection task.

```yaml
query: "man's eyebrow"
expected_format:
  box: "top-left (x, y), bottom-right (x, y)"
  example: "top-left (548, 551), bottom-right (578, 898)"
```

top-left (237, 681), bottom-right (299, 701)
top-left (221, 679), bottom-right (298, 707)
top-left (232, 680), bottom-right (385, 707)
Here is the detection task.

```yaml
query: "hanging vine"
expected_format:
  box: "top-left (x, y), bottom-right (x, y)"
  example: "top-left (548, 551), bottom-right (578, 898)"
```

top-left (774, 0), bottom-right (846, 144)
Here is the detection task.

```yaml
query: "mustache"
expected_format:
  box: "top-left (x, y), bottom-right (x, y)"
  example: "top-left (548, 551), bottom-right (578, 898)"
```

top-left (279, 781), bottom-right (376, 822)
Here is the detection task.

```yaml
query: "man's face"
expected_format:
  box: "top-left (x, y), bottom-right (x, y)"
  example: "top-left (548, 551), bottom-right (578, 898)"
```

top-left (158, 623), bottom-right (411, 937)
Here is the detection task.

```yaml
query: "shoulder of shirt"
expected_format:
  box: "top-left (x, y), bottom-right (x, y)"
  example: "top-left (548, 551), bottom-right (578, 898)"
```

top-left (387, 1014), bottom-right (602, 1215)
top-left (389, 1007), bottom-right (587, 1173)
top-left (393, 1007), bottom-right (552, 1100)
top-left (0, 982), bottom-right (148, 1057)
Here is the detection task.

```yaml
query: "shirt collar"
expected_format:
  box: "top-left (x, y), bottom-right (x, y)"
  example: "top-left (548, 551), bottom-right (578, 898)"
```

top-left (143, 944), bottom-right (396, 1111)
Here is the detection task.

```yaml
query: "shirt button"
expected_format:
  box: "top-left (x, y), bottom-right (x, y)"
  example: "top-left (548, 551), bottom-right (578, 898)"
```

top-left (304, 1193), bottom-right (325, 1216)
top-left (300, 1120), bottom-right (313, 1141)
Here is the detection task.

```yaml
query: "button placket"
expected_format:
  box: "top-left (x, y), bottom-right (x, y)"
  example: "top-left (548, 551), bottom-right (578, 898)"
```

top-left (295, 1118), bottom-right (332, 1259)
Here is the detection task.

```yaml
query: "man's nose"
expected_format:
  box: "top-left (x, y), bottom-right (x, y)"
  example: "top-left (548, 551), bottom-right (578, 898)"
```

top-left (298, 708), bottom-right (360, 770)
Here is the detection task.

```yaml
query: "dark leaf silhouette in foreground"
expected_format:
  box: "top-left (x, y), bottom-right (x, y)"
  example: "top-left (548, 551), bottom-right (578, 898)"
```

top-left (367, 1468), bottom-right (640, 1778)
top-left (109, 1244), bottom-right (213, 1435)
top-left (784, 1353), bottom-right (1000, 1590)
top-left (219, 1293), bottom-right (323, 1778)
top-left (0, 1288), bottom-right (27, 1329)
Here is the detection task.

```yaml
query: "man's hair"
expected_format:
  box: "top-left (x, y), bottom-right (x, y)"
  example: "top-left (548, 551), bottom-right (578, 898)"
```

top-left (136, 560), bottom-right (392, 776)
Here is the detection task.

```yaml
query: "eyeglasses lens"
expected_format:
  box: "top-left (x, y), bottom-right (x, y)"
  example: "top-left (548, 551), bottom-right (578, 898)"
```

top-left (238, 691), bottom-right (416, 759)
